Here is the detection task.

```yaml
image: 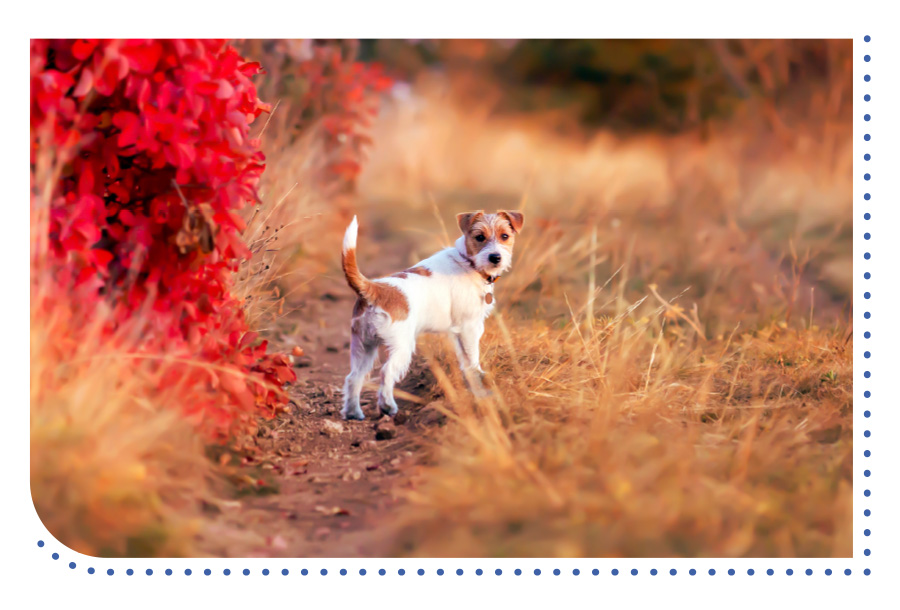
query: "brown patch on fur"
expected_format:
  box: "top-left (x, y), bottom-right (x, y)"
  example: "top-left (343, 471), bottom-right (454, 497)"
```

top-left (342, 247), bottom-right (367, 296)
top-left (390, 266), bottom-right (430, 281)
top-left (498, 210), bottom-right (525, 233)
top-left (405, 266), bottom-right (432, 277)
top-left (488, 214), bottom-right (518, 250)
top-left (456, 211), bottom-right (483, 235)
top-left (342, 246), bottom-right (409, 322)
top-left (485, 293), bottom-right (493, 304)
top-left (367, 282), bottom-right (410, 321)
top-left (457, 211), bottom-right (489, 258)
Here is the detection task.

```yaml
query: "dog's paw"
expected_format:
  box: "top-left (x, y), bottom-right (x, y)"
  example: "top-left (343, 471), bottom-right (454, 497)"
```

top-left (473, 386), bottom-right (494, 399)
top-left (379, 403), bottom-right (399, 418)
top-left (464, 369), bottom-right (492, 398)
top-left (341, 407), bottom-right (366, 421)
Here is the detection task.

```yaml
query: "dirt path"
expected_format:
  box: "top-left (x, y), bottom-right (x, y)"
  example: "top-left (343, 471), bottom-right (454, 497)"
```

top-left (197, 225), bottom-right (444, 558)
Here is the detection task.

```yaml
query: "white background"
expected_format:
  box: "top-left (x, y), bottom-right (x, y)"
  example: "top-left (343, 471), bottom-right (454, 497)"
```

top-left (2, 1), bottom-right (896, 608)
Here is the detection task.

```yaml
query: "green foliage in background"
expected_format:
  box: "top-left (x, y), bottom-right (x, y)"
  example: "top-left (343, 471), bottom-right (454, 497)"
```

top-left (366, 39), bottom-right (851, 132)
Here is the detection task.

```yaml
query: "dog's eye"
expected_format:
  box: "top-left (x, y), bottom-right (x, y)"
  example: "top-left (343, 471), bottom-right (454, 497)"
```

top-left (500, 233), bottom-right (509, 240)
top-left (475, 234), bottom-right (486, 242)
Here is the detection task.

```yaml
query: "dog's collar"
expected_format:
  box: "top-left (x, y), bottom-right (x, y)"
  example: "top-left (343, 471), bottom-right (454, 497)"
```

top-left (457, 252), bottom-right (500, 284)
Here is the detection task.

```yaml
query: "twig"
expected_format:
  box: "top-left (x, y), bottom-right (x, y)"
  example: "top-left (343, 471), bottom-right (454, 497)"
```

top-left (427, 192), bottom-right (452, 247)
top-left (586, 224), bottom-right (597, 335)
top-left (644, 320), bottom-right (666, 395)
top-left (647, 284), bottom-right (707, 341)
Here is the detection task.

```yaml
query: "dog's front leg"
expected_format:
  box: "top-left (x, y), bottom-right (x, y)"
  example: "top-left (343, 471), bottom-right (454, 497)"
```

top-left (455, 321), bottom-right (489, 396)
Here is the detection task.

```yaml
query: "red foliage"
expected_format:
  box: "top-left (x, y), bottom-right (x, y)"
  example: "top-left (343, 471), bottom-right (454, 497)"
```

top-left (31, 39), bottom-right (296, 440)
top-left (295, 43), bottom-right (393, 188)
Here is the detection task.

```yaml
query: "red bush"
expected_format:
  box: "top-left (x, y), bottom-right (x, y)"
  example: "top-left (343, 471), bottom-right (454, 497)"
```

top-left (295, 43), bottom-right (393, 189)
top-left (31, 39), bottom-right (296, 440)
top-left (239, 40), bottom-right (393, 193)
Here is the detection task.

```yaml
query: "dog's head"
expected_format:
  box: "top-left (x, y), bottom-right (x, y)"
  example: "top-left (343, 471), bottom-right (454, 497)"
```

top-left (456, 210), bottom-right (525, 276)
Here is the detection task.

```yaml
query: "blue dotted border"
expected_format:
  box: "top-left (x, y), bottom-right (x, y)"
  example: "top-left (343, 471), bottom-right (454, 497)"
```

top-left (30, 34), bottom-right (873, 580)
top-left (33, 538), bottom-right (872, 576)
top-left (861, 33), bottom-right (872, 569)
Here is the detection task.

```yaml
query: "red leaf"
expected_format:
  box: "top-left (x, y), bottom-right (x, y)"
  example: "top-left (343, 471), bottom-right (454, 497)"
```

top-left (122, 41), bottom-right (163, 74)
top-left (72, 68), bottom-right (94, 97)
top-left (112, 111), bottom-right (140, 147)
top-left (71, 39), bottom-right (99, 61)
top-left (215, 79), bottom-right (235, 99)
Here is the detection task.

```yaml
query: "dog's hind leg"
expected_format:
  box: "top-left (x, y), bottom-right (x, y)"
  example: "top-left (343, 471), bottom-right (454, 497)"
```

top-left (377, 339), bottom-right (413, 417)
top-left (342, 334), bottom-right (378, 420)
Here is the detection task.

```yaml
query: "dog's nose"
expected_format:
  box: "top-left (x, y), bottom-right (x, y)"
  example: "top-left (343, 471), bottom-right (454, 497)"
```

top-left (488, 253), bottom-right (502, 265)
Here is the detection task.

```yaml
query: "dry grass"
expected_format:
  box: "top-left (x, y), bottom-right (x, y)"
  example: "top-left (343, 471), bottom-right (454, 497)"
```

top-left (361, 83), bottom-right (853, 303)
top-left (234, 118), bottom-right (355, 330)
top-left (391, 289), bottom-right (852, 557)
top-left (31, 153), bottom-right (214, 557)
top-left (30, 296), bottom-right (214, 556)
top-left (338, 81), bottom-right (853, 557)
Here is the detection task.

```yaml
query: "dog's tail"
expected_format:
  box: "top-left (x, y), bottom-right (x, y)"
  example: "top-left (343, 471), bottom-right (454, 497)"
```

top-left (342, 216), bottom-right (370, 299)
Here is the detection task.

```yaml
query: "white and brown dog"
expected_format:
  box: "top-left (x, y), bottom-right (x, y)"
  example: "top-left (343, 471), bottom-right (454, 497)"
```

top-left (340, 210), bottom-right (524, 420)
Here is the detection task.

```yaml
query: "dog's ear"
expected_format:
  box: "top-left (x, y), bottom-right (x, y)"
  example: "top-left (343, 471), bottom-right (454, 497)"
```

top-left (457, 211), bottom-right (484, 234)
top-left (498, 210), bottom-right (525, 233)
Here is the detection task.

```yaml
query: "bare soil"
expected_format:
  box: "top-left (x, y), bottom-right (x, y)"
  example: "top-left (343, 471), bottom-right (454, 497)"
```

top-left (197, 231), bottom-right (444, 558)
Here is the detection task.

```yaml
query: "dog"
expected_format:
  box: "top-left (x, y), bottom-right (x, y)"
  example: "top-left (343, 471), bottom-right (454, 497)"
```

top-left (340, 209), bottom-right (525, 420)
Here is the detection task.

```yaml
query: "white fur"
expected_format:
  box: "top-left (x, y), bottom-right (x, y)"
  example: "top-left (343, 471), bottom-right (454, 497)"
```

top-left (341, 224), bottom-right (506, 420)
top-left (343, 215), bottom-right (358, 252)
